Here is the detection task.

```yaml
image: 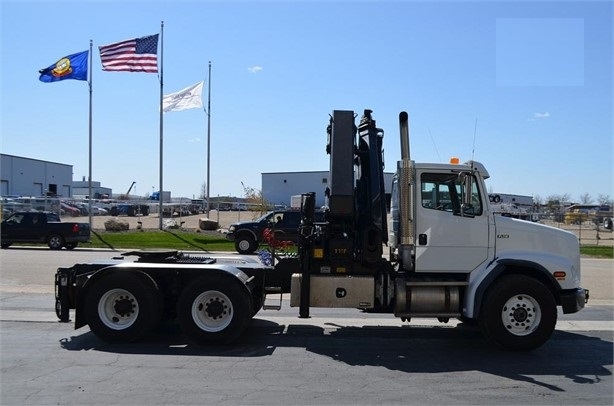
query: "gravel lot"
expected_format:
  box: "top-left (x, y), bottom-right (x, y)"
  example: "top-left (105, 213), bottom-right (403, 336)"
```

top-left (71, 210), bottom-right (262, 231)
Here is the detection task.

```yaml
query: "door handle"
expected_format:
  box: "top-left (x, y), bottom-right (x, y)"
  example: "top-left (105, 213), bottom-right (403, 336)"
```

top-left (419, 234), bottom-right (427, 245)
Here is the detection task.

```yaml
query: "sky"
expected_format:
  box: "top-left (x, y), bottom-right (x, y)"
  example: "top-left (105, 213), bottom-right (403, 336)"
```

top-left (1, 0), bottom-right (612, 204)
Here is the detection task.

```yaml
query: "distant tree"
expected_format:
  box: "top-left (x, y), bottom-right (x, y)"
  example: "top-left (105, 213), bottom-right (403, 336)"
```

top-left (241, 182), bottom-right (270, 213)
top-left (560, 193), bottom-right (571, 204)
top-left (545, 193), bottom-right (571, 216)
top-left (533, 194), bottom-right (544, 207)
top-left (199, 181), bottom-right (207, 199)
top-left (579, 193), bottom-right (593, 205)
top-left (597, 194), bottom-right (612, 206)
top-left (545, 194), bottom-right (562, 211)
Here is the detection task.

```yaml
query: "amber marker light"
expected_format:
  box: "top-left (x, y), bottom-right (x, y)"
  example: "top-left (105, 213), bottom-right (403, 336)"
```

top-left (553, 271), bottom-right (566, 280)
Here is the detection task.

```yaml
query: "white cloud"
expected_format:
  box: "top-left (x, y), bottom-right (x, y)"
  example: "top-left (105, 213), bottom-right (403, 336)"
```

top-left (533, 112), bottom-right (550, 119)
top-left (187, 137), bottom-right (201, 143)
top-left (248, 66), bottom-right (263, 73)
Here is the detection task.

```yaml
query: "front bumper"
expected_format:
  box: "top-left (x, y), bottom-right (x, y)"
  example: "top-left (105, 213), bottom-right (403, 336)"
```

top-left (560, 288), bottom-right (589, 314)
top-left (225, 232), bottom-right (236, 242)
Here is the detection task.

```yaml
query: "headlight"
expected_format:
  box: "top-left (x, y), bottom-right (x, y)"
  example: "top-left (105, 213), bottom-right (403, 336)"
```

top-left (229, 225), bottom-right (236, 232)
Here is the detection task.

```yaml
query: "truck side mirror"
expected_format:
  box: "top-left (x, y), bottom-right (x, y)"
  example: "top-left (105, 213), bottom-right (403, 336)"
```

top-left (464, 174), bottom-right (473, 207)
top-left (459, 172), bottom-right (474, 216)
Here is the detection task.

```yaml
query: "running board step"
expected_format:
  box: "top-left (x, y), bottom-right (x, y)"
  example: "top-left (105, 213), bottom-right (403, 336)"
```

top-left (263, 287), bottom-right (283, 310)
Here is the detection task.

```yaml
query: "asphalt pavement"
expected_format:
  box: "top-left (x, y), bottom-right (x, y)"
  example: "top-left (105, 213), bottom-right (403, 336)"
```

top-left (0, 250), bottom-right (612, 405)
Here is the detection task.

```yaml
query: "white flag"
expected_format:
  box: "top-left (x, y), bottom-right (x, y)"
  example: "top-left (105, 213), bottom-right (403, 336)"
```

top-left (162, 81), bottom-right (204, 113)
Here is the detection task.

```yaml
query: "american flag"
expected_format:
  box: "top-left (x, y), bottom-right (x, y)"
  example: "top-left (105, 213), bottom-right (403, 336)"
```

top-left (99, 34), bottom-right (159, 73)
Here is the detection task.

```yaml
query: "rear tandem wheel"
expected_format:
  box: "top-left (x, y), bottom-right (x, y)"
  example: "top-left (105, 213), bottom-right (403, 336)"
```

top-left (84, 272), bottom-right (162, 342)
top-left (177, 276), bottom-right (253, 344)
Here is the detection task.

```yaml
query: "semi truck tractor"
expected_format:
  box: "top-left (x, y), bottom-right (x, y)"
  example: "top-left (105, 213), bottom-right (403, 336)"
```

top-left (55, 109), bottom-right (588, 350)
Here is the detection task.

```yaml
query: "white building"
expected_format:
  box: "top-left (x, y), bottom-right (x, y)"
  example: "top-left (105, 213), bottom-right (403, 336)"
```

top-left (72, 177), bottom-right (112, 199)
top-left (488, 193), bottom-right (535, 209)
top-left (0, 154), bottom-right (73, 197)
top-left (262, 171), bottom-right (394, 208)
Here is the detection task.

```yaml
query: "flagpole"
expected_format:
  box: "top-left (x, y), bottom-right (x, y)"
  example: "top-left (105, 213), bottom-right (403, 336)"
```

top-left (158, 21), bottom-right (164, 230)
top-left (88, 39), bottom-right (93, 230)
top-left (206, 61), bottom-right (211, 214)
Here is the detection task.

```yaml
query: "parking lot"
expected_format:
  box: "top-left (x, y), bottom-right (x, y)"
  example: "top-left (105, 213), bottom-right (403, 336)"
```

top-left (69, 210), bottom-right (614, 249)
top-left (71, 210), bottom-right (259, 232)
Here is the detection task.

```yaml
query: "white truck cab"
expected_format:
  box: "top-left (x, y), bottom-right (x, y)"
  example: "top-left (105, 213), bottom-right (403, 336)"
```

top-left (390, 153), bottom-right (586, 349)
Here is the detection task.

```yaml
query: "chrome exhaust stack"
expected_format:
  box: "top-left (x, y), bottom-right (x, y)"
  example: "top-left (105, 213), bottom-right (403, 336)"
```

top-left (398, 111), bottom-right (415, 272)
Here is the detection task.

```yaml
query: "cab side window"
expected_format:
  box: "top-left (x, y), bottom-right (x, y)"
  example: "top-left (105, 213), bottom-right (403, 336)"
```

top-left (6, 214), bottom-right (25, 225)
top-left (421, 173), bottom-right (482, 216)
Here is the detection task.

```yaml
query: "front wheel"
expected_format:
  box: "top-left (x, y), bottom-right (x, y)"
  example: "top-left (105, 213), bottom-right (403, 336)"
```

top-left (48, 234), bottom-right (64, 250)
top-left (235, 235), bottom-right (257, 254)
top-left (84, 273), bottom-right (162, 342)
top-left (177, 276), bottom-right (252, 344)
top-left (479, 275), bottom-right (557, 351)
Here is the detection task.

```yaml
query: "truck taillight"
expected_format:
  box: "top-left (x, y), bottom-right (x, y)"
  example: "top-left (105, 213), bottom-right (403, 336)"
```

top-left (72, 224), bottom-right (79, 233)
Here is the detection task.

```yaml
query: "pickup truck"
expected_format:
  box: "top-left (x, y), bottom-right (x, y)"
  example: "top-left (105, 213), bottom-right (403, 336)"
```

top-left (226, 209), bottom-right (325, 254)
top-left (1, 211), bottom-right (91, 250)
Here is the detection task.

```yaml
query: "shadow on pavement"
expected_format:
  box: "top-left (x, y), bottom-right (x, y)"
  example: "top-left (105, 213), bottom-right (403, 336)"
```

top-left (59, 319), bottom-right (613, 392)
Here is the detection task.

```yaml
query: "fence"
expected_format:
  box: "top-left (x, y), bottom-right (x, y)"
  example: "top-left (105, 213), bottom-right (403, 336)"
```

top-left (542, 215), bottom-right (613, 247)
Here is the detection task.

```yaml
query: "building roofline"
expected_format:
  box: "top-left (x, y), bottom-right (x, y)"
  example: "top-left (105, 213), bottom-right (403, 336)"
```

top-left (0, 153), bottom-right (72, 168)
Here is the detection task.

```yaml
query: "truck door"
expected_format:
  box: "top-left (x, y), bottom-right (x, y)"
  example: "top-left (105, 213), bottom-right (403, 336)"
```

top-left (276, 211), bottom-right (301, 241)
top-left (414, 170), bottom-right (490, 272)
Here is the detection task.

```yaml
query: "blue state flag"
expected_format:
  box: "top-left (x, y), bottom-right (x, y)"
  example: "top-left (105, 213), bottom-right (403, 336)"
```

top-left (39, 50), bottom-right (88, 83)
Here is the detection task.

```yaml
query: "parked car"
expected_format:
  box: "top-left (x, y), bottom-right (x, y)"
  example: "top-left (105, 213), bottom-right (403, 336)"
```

top-left (1, 211), bottom-right (91, 250)
top-left (60, 201), bottom-right (81, 216)
top-left (88, 206), bottom-right (107, 215)
top-left (226, 209), bottom-right (325, 254)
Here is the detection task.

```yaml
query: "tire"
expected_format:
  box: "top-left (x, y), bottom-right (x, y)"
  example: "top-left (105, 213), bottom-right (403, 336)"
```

top-left (479, 274), bottom-right (557, 351)
top-left (235, 235), bottom-right (257, 254)
top-left (177, 276), bottom-right (252, 344)
top-left (84, 273), bottom-right (162, 342)
top-left (47, 234), bottom-right (64, 250)
top-left (1, 242), bottom-right (11, 249)
top-left (65, 242), bottom-right (78, 250)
